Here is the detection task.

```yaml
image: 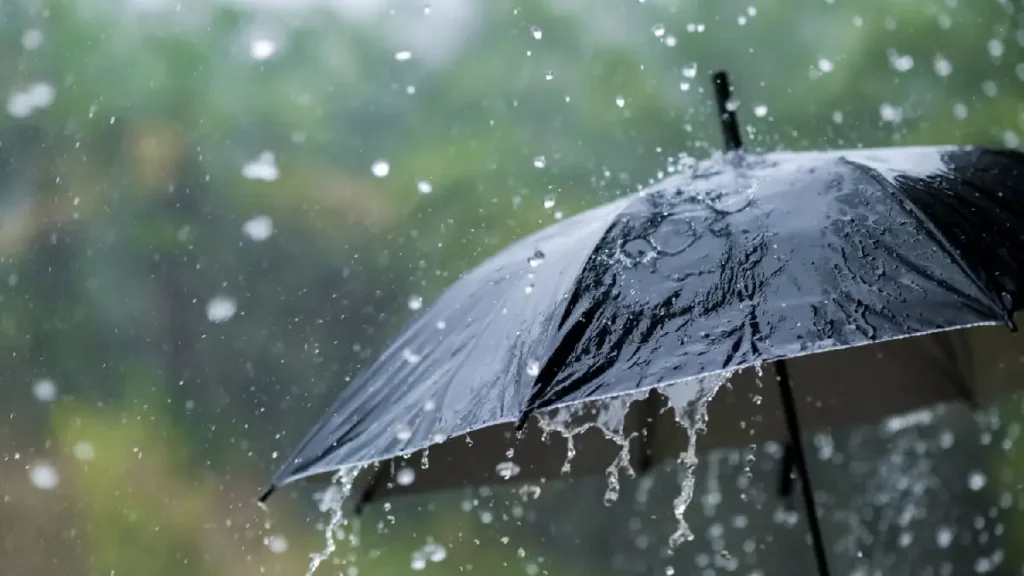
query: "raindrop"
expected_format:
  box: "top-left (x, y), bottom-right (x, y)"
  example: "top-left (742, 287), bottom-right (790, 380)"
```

top-left (410, 552), bottom-right (427, 571)
top-left (526, 360), bottom-right (541, 377)
top-left (933, 55), bottom-right (953, 77)
top-left (817, 58), bottom-right (834, 73)
top-left (402, 348), bottom-right (423, 365)
top-left (952, 103), bottom-right (968, 120)
top-left (241, 151), bottom-right (279, 181)
top-left (408, 294), bottom-right (424, 310)
top-left (28, 461), bottom-right (59, 490)
top-left (242, 215), bottom-right (274, 241)
top-left (543, 196), bottom-right (556, 209)
top-left (32, 378), bottom-right (58, 402)
top-left (753, 104), bottom-right (768, 117)
top-left (681, 63), bottom-right (698, 78)
top-left (532, 155), bottom-right (546, 168)
top-left (396, 467), bottom-right (416, 486)
top-left (987, 39), bottom-right (1004, 59)
top-left (371, 160), bottom-right (391, 178)
top-left (72, 441), bottom-right (95, 461)
top-left (206, 295), bottom-right (238, 323)
top-left (879, 103), bottom-right (903, 123)
top-left (250, 39), bottom-right (277, 60)
top-left (394, 423), bottom-right (413, 441)
top-left (544, 70), bottom-right (554, 80)
top-left (530, 26), bottom-right (543, 40)
top-left (416, 180), bottom-right (433, 194)
top-left (394, 50), bottom-right (413, 61)
top-left (423, 399), bottom-right (437, 411)
top-left (527, 250), bottom-right (546, 267)
top-left (886, 49), bottom-right (914, 72)
top-left (968, 470), bottom-right (987, 491)
top-left (264, 534), bottom-right (289, 554)
top-left (496, 461), bottom-right (521, 480)
top-left (6, 82), bottom-right (56, 118)
top-left (615, 96), bottom-right (626, 108)
top-left (435, 320), bottom-right (447, 330)
top-left (652, 23), bottom-right (666, 37)
top-left (21, 29), bottom-right (43, 50)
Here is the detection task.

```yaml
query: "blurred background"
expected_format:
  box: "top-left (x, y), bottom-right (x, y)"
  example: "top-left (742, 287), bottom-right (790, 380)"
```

top-left (1, 0), bottom-right (1023, 574)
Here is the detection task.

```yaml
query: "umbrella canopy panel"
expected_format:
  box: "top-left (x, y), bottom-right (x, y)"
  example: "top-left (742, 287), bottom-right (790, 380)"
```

top-left (268, 145), bottom-right (1024, 496)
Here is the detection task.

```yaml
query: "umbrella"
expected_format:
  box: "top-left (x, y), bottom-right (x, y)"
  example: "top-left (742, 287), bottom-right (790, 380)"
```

top-left (263, 72), bottom-right (1024, 576)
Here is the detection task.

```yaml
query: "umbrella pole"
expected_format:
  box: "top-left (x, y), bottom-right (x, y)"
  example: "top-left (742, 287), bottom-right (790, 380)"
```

top-left (775, 360), bottom-right (832, 576)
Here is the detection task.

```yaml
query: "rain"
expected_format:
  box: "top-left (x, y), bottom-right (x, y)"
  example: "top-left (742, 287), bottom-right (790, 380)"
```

top-left (2, 1), bottom-right (1023, 576)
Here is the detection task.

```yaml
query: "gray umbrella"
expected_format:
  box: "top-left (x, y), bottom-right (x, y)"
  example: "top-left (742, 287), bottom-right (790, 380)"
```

top-left (264, 72), bottom-right (1024, 576)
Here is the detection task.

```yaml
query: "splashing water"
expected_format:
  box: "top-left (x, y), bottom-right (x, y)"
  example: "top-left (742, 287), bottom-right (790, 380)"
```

top-left (307, 466), bottom-right (363, 576)
top-left (536, 391), bottom-right (643, 505)
top-left (661, 371), bottom-right (732, 549)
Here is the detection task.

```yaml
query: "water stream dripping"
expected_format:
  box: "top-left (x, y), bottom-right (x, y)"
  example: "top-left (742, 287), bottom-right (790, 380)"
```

top-left (306, 466), bottom-right (363, 576)
top-left (661, 370), bottom-right (733, 549)
top-left (536, 391), bottom-right (644, 504)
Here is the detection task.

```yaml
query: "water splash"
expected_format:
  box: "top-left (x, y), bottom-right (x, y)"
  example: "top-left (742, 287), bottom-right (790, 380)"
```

top-left (661, 370), bottom-right (732, 549)
top-left (307, 466), bottom-right (363, 576)
top-left (536, 391), bottom-right (643, 504)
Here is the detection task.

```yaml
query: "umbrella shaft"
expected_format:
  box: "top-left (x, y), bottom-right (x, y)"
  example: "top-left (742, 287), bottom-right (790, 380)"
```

top-left (776, 360), bottom-right (832, 576)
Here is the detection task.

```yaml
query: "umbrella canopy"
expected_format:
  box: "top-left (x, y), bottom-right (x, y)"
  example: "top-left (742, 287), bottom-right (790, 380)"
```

top-left (264, 72), bottom-right (1024, 576)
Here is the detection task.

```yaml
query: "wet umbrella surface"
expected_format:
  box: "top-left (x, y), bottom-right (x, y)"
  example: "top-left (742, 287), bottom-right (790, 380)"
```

top-left (265, 73), bottom-right (1024, 576)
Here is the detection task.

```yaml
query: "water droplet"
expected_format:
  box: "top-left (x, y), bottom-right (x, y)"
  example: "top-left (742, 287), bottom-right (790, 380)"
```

top-left (527, 250), bottom-right (546, 267)
top-left (408, 294), bottom-right (424, 310)
top-left (532, 155), bottom-right (546, 168)
top-left (530, 26), bottom-right (543, 39)
top-left (936, 526), bottom-right (954, 548)
top-left (28, 461), bottom-right (59, 490)
top-left (241, 151), bottom-right (279, 181)
top-left (544, 70), bottom-right (554, 80)
top-left (681, 63), bottom-right (698, 78)
top-left (32, 378), bottom-right (58, 402)
top-left (543, 195), bottom-right (556, 209)
top-left (242, 215), bottom-right (274, 241)
top-left (423, 398), bottom-right (436, 411)
top-left (817, 57), bottom-right (834, 73)
top-left (72, 441), bottom-right (95, 461)
top-left (264, 534), bottom-right (289, 554)
top-left (6, 82), bottom-right (56, 118)
top-left (968, 470), bottom-right (987, 491)
top-left (250, 39), bottom-right (277, 60)
top-left (396, 467), bottom-right (416, 486)
top-left (933, 55), bottom-right (953, 77)
top-left (402, 348), bottom-right (423, 364)
top-left (410, 552), bottom-right (427, 570)
top-left (371, 160), bottom-right (390, 178)
top-left (879, 103), bottom-right (903, 123)
top-left (416, 180), bottom-right (433, 194)
top-left (526, 360), bottom-right (541, 377)
top-left (987, 39), bottom-right (1004, 59)
top-left (524, 284), bottom-right (534, 294)
top-left (21, 29), bottom-right (43, 51)
top-left (651, 23), bottom-right (666, 37)
top-left (496, 461), bottom-right (521, 480)
top-left (615, 95), bottom-right (626, 108)
top-left (394, 50), bottom-right (413, 61)
top-left (206, 295), bottom-right (238, 323)
top-left (435, 320), bottom-right (447, 330)
top-left (394, 423), bottom-right (413, 441)
top-left (753, 104), bottom-right (768, 117)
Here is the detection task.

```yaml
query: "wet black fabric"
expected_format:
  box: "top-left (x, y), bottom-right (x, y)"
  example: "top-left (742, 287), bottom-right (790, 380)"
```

top-left (265, 146), bottom-right (1024, 496)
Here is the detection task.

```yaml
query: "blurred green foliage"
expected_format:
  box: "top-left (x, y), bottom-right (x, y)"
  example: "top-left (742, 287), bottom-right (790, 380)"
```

top-left (0, 0), bottom-right (1022, 574)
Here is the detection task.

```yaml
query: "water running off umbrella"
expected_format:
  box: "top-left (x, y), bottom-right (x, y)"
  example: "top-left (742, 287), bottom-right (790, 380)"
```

top-left (302, 370), bottom-right (733, 575)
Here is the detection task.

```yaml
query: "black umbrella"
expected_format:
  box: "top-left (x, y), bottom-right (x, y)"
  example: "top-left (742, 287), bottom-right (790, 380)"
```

top-left (263, 72), bottom-right (1024, 576)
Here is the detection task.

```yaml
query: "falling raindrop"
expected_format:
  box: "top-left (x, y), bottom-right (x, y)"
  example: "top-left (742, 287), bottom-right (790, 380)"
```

top-left (206, 295), bottom-right (238, 323)
top-left (241, 151), bottom-right (279, 181)
top-left (651, 23), bottom-right (666, 37)
top-left (6, 82), bottom-right (56, 118)
top-left (968, 470), bottom-right (987, 491)
top-left (681, 63), bottom-right (698, 78)
top-left (408, 294), bottom-right (424, 311)
top-left (21, 29), bottom-right (43, 50)
top-left (615, 96), bottom-right (626, 108)
top-left (530, 26), bottom-right (543, 40)
top-left (394, 50), bottom-right (413, 61)
top-left (817, 58), bottom-right (834, 73)
top-left (28, 461), bottom-right (60, 490)
top-left (532, 155), bottom-right (546, 168)
top-left (307, 467), bottom-right (363, 576)
top-left (879, 103), bottom-right (903, 123)
top-left (396, 467), bottom-right (416, 486)
top-left (543, 196), bottom-right (556, 209)
top-left (72, 441), bottom-right (96, 461)
top-left (32, 378), bottom-right (58, 402)
top-left (242, 215), bottom-right (274, 241)
top-left (753, 104), bottom-right (768, 117)
top-left (544, 70), bottom-right (554, 80)
top-left (933, 55), bottom-right (953, 77)
top-left (264, 534), bottom-right (289, 554)
top-left (495, 461), bottom-right (521, 480)
top-left (416, 180), bottom-right (433, 194)
top-left (250, 39), bottom-right (277, 60)
top-left (402, 348), bottom-right (423, 364)
top-left (371, 160), bottom-right (390, 178)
